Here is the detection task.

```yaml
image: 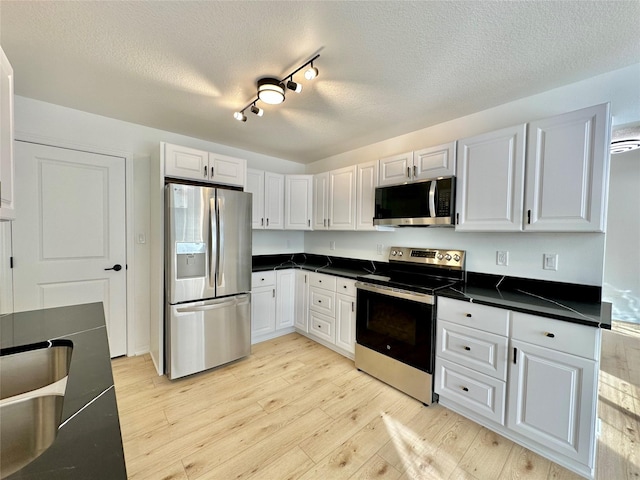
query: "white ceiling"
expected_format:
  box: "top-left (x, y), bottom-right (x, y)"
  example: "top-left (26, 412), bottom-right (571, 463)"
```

top-left (2, 1), bottom-right (639, 164)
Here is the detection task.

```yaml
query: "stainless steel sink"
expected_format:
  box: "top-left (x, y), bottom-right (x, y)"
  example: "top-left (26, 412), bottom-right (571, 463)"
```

top-left (0, 394), bottom-right (65, 479)
top-left (0, 340), bottom-right (73, 478)
top-left (0, 340), bottom-right (73, 400)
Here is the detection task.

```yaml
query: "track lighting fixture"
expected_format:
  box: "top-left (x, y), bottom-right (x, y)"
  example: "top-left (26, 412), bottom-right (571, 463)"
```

top-left (233, 54), bottom-right (319, 122)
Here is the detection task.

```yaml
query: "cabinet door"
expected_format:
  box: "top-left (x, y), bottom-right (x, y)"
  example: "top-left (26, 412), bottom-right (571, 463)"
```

top-left (524, 103), bottom-right (610, 232)
top-left (208, 153), bottom-right (246, 187)
top-left (356, 161), bottom-right (378, 230)
top-left (508, 340), bottom-right (597, 466)
top-left (251, 286), bottom-right (276, 341)
top-left (455, 124), bottom-right (526, 231)
top-left (413, 141), bottom-right (456, 179)
top-left (328, 165), bottom-right (356, 230)
top-left (264, 172), bottom-right (284, 229)
top-left (285, 175), bottom-right (313, 230)
top-left (246, 169), bottom-right (265, 229)
top-left (164, 143), bottom-right (208, 181)
top-left (276, 270), bottom-right (296, 329)
top-left (294, 270), bottom-right (309, 332)
top-left (378, 152), bottom-right (412, 186)
top-left (313, 172), bottom-right (329, 230)
top-left (0, 47), bottom-right (14, 220)
top-left (335, 294), bottom-right (356, 354)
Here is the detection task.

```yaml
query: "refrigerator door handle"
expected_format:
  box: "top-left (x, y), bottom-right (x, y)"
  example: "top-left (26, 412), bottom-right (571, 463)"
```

top-left (216, 195), bottom-right (225, 288)
top-left (210, 196), bottom-right (218, 289)
top-left (175, 297), bottom-right (238, 313)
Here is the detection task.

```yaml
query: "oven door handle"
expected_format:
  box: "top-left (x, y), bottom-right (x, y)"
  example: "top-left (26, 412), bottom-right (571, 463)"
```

top-left (355, 282), bottom-right (435, 305)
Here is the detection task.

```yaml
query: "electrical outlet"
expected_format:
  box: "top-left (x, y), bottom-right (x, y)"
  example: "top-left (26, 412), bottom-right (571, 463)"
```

top-left (329, 241), bottom-right (336, 251)
top-left (377, 244), bottom-right (383, 255)
top-left (496, 251), bottom-right (509, 266)
top-left (543, 253), bottom-right (558, 271)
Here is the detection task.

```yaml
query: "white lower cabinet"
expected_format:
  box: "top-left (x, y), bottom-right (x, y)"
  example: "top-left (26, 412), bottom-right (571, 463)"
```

top-left (435, 297), bottom-right (601, 479)
top-left (294, 270), bottom-right (309, 333)
top-left (305, 272), bottom-right (356, 358)
top-left (251, 270), bottom-right (296, 343)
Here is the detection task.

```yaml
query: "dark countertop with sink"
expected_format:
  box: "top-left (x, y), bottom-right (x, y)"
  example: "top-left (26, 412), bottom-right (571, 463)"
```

top-left (0, 303), bottom-right (127, 479)
top-left (253, 253), bottom-right (611, 329)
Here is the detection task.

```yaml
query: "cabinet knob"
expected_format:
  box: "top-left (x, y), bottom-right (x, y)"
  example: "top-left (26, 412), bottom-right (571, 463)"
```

top-left (465, 313), bottom-right (472, 318)
top-left (461, 387), bottom-right (469, 392)
top-left (544, 332), bottom-right (555, 338)
top-left (463, 346), bottom-right (471, 351)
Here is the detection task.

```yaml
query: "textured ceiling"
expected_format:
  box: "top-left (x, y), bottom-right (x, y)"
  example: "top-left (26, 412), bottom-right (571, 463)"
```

top-left (1, 1), bottom-right (639, 163)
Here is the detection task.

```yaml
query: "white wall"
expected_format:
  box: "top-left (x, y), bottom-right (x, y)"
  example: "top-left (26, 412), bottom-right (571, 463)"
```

top-left (304, 64), bottom-right (640, 286)
top-left (603, 148), bottom-right (640, 322)
top-left (13, 96), bottom-right (303, 355)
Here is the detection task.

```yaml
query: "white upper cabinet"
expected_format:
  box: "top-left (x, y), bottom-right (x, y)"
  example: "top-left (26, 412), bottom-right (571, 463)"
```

top-left (285, 175), bottom-right (313, 230)
top-left (313, 172), bottom-right (329, 230)
top-left (164, 143), bottom-right (246, 187)
top-left (455, 124), bottom-right (527, 232)
top-left (0, 46), bottom-right (15, 220)
top-left (378, 151), bottom-right (413, 186)
top-left (524, 103), bottom-right (610, 232)
top-left (246, 169), bottom-right (284, 229)
top-left (413, 141), bottom-right (457, 180)
top-left (378, 142), bottom-right (456, 187)
top-left (208, 153), bottom-right (246, 187)
top-left (328, 165), bottom-right (357, 230)
top-left (356, 161), bottom-right (378, 230)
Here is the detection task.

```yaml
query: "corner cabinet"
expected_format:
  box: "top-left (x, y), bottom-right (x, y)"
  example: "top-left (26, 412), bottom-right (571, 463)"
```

top-left (435, 297), bottom-right (601, 479)
top-left (524, 103), bottom-right (611, 232)
top-left (0, 46), bottom-right (15, 220)
top-left (163, 143), bottom-right (246, 187)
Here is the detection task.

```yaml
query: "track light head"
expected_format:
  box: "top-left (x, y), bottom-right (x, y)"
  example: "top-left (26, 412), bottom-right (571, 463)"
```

top-left (257, 77), bottom-right (285, 105)
top-left (304, 63), bottom-right (318, 80)
top-left (286, 79), bottom-right (302, 93)
top-left (233, 111), bottom-right (247, 122)
top-left (250, 104), bottom-right (264, 116)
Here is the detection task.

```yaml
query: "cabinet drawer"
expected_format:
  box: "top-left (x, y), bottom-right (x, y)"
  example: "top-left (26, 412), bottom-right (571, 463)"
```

top-left (437, 297), bottom-right (510, 336)
top-left (309, 287), bottom-right (336, 317)
top-left (437, 320), bottom-right (508, 381)
top-left (309, 311), bottom-right (335, 344)
top-left (435, 358), bottom-right (506, 425)
top-left (309, 272), bottom-right (337, 291)
top-left (512, 312), bottom-right (600, 359)
top-left (336, 278), bottom-right (357, 297)
top-left (252, 271), bottom-right (276, 288)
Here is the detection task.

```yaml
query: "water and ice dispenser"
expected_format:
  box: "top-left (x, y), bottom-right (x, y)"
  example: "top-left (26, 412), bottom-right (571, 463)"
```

top-left (175, 242), bottom-right (206, 279)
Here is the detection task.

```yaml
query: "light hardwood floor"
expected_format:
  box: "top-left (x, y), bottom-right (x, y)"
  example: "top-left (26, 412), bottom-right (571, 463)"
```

top-left (112, 322), bottom-right (640, 480)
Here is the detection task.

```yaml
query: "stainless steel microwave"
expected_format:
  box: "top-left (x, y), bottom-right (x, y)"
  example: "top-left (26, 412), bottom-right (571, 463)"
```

top-left (373, 177), bottom-right (455, 227)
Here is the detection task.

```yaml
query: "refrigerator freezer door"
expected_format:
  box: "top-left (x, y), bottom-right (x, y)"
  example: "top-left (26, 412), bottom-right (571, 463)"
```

top-left (166, 184), bottom-right (216, 304)
top-left (166, 294), bottom-right (251, 379)
top-left (215, 189), bottom-right (252, 297)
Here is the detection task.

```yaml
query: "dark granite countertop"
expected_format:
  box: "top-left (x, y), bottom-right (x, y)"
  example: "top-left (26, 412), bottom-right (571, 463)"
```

top-left (253, 254), bottom-right (611, 329)
top-left (0, 303), bottom-right (127, 479)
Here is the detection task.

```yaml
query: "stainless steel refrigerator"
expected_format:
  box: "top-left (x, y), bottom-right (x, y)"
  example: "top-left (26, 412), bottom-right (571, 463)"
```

top-left (165, 183), bottom-right (252, 380)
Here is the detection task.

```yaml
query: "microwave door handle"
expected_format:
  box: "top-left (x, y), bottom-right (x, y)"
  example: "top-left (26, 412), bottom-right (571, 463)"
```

top-left (429, 180), bottom-right (437, 217)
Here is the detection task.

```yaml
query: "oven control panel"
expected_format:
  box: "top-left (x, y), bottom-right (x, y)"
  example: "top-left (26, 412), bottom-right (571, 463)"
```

top-left (389, 247), bottom-right (465, 269)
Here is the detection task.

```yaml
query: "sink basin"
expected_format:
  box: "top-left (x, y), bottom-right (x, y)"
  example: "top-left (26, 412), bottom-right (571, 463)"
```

top-left (0, 340), bottom-right (73, 400)
top-left (0, 394), bottom-right (65, 479)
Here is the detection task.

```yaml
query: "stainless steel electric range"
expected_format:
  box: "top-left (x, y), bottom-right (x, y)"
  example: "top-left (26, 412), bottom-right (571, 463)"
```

top-left (354, 246), bottom-right (466, 405)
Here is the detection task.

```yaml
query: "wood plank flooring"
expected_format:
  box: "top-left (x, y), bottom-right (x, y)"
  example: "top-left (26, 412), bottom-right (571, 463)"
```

top-left (112, 322), bottom-right (640, 480)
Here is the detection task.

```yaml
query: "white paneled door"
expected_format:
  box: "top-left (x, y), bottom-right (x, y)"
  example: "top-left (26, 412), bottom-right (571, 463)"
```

top-left (13, 141), bottom-right (127, 357)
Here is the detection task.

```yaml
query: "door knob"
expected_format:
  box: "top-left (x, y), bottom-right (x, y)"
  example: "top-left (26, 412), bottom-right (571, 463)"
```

top-left (105, 264), bottom-right (122, 272)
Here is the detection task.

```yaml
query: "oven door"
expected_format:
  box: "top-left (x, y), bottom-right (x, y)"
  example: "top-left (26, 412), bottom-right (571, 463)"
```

top-left (355, 283), bottom-right (435, 373)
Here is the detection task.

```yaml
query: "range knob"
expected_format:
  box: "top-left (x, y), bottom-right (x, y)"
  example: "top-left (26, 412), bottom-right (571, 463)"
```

top-left (397, 251), bottom-right (403, 256)
top-left (391, 250), bottom-right (397, 256)
top-left (445, 254), bottom-right (452, 261)
top-left (437, 253), bottom-right (444, 260)
top-left (453, 254), bottom-right (461, 262)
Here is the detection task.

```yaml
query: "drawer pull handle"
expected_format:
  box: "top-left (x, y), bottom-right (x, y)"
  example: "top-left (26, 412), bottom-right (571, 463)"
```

top-left (318, 300), bottom-right (322, 303)
top-left (544, 332), bottom-right (555, 338)
top-left (463, 346), bottom-right (471, 351)
top-left (461, 387), bottom-right (469, 392)
top-left (465, 313), bottom-right (472, 318)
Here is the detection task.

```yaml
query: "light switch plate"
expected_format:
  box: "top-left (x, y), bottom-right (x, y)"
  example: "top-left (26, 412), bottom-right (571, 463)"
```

top-left (543, 253), bottom-right (558, 271)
